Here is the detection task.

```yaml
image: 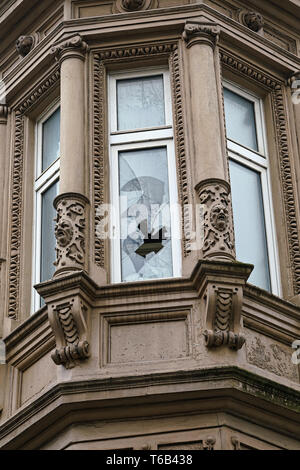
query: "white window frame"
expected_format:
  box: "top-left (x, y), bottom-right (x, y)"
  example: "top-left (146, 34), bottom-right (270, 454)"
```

top-left (224, 80), bottom-right (281, 296)
top-left (108, 67), bottom-right (182, 283)
top-left (32, 101), bottom-right (60, 313)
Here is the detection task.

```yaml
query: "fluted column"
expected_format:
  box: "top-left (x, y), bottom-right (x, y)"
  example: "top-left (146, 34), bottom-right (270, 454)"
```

top-left (183, 21), bottom-right (235, 262)
top-left (51, 34), bottom-right (89, 278)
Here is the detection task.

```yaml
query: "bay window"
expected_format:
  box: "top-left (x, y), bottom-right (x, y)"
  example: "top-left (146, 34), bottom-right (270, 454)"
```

top-left (223, 82), bottom-right (281, 295)
top-left (108, 68), bottom-right (181, 283)
top-left (32, 103), bottom-right (60, 310)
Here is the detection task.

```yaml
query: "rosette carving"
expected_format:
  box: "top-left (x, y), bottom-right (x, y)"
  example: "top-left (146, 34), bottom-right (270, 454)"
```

top-left (196, 179), bottom-right (235, 261)
top-left (239, 10), bottom-right (264, 32)
top-left (16, 35), bottom-right (35, 57)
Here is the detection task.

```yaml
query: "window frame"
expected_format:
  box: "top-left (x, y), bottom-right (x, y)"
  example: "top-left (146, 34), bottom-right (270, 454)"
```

top-left (223, 80), bottom-right (281, 296)
top-left (108, 67), bottom-right (182, 284)
top-left (32, 100), bottom-right (60, 313)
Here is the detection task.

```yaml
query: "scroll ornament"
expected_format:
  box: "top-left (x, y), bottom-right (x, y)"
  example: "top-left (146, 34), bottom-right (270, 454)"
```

top-left (203, 284), bottom-right (245, 350)
top-left (48, 297), bottom-right (90, 369)
top-left (51, 34), bottom-right (89, 60)
top-left (54, 195), bottom-right (87, 275)
top-left (196, 179), bottom-right (235, 261)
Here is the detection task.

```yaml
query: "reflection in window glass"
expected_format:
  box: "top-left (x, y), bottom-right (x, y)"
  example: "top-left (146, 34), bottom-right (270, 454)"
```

top-left (229, 159), bottom-right (271, 291)
top-left (42, 107), bottom-right (60, 172)
top-left (119, 147), bottom-right (173, 282)
top-left (117, 75), bottom-right (165, 131)
top-left (224, 88), bottom-right (258, 151)
top-left (40, 180), bottom-right (59, 289)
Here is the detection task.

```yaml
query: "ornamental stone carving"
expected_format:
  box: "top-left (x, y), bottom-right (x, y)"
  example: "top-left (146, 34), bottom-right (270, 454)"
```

top-left (16, 35), bottom-right (35, 57)
top-left (51, 34), bottom-right (89, 61)
top-left (121, 0), bottom-right (144, 10)
top-left (54, 193), bottom-right (89, 277)
top-left (0, 105), bottom-right (8, 124)
top-left (196, 179), bottom-right (235, 261)
top-left (183, 21), bottom-right (220, 49)
top-left (203, 284), bottom-right (245, 350)
top-left (48, 296), bottom-right (90, 369)
top-left (239, 10), bottom-right (264, 32)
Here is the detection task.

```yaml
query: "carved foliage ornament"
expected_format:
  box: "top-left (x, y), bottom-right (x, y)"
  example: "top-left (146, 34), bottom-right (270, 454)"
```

top-left (54, 194), bottom-right (87, 275)
top-left (51, 34), bottom-right (89, 60)
top-left (48, 297), bottom-right (90, 369)
top-left (204, 284), bottom-right (245, 350)
top-left (183, 22), bottom-right (220, 49)
top-left (196, 179), bottom-right (235, 261)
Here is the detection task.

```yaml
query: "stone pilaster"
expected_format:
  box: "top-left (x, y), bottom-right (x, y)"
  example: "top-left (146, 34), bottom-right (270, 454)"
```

top-left (183, 21), bottom-right (235, 262)
top-left (51, 34), bottom-right (90, 278)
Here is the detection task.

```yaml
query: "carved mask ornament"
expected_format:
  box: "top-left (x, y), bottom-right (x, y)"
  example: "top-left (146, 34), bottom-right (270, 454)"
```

top-left (16, 35), bottom-right (34, 57)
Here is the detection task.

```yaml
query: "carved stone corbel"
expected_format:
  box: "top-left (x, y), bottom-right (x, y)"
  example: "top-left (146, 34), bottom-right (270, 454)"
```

top-left (203, 437), bottom-right (216, 450)
top-left (53, 193), bottom-right (89, 278)
top-left (48, 296), bottom-right (90, 369)
top-left (197, 261), bottom-right (252, 351)
top-left (51, 33), bottom-right (89, 62)
top-left (203, 283), bottom-right (245, 350)
top-left (196, 179), bottom-right (235, 262)
top-left (183, 21), bottom-right (220, 49)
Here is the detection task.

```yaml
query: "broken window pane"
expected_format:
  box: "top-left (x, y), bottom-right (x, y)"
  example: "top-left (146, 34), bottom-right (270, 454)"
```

top-left (119, 147), bottom-right (173, 282)
top-left (117, 75), bottom-right (165, 131)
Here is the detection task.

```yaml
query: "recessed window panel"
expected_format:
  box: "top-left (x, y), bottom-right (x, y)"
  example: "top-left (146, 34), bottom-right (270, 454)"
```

top-left (119, 147), bottom-right (173, 282)
top-left (42, 107), bottom-right (60, 172)
top-left (117, 75), bottom-right (165, 131)
top-left (40, 180), bottom-right (59, 286)
top-left (229, 159), bottom-right (271, 291)
top-left (224, 88), bottom-right (258, 151)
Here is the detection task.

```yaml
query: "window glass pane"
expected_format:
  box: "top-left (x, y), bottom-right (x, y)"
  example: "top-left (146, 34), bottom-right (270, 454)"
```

top-left (42, 107), bottom-right (60, 172)
top-left (117, 75), bottom-right (165, 131)
top-left (229, 159), bottom-right (271, 291)
top-left (119, 147), bottom-right (173, 282)
top-left (40, 181), bottom-right (59, 287)
top-left (224, 88), bottom-right (258, 151)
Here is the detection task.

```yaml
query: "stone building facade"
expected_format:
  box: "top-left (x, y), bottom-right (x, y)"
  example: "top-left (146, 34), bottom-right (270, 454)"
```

top-left (0, 0), bottom-right (300, 450)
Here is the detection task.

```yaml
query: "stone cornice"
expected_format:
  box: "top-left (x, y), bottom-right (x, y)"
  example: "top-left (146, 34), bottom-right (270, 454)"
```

top-left (183, 21), bottom-right (220, 49)
top-left (0, 366), bottom-right (299, 449)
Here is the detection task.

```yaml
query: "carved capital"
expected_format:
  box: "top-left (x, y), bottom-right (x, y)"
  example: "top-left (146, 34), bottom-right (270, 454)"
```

top-left (183, 22), bottom-right (220, 49)
top-left (53, 193), bottom-right (89, 277)
top-left (16, 35), bottom-right (35, 57)
top-left (203, 284), bottom-right (245, 351)
top-left (48, 296), bottom-right (90, 369)
top-left (51, 34), bottom-right (89, 62)
top-left (239, 10), bottom-right (264, 33)
top-left (196, 178), bottom-right (235, 261)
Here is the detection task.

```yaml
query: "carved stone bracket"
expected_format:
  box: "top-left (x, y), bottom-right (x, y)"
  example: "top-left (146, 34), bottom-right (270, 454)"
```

top-left (203, 284), bottom-right (245, 350)
top-left (196, 179), bottom-right (235, 261)
top-left (51, 34), bottom-right (89, 62)
top-left (183, 21), bottom-right (220, 49)
top-left (53, 193), bottom-right (89, 277)
top-left (48, 296), bottom-right (90, 369)
top-left (288, 71), bottom-right (300, 89)
top-left (197, 261), bottom-right (252, 351)
top-left (203, 437), bottom-right (216, 450)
